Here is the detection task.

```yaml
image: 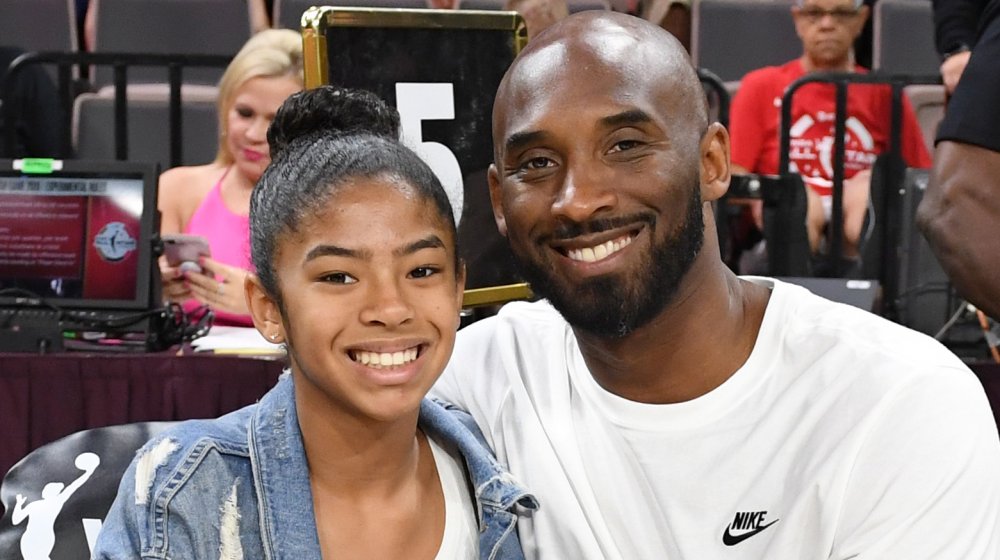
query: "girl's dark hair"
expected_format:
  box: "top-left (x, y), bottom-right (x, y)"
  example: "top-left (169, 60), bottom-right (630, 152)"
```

top-left (265, 86), bottom-right (400, 157)
top-left (250, 86), bottom-right (457, 304)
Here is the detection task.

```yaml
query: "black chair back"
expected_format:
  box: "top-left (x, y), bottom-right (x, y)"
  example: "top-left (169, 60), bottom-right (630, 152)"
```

top-left (0, 422), bottom-right (175, 560)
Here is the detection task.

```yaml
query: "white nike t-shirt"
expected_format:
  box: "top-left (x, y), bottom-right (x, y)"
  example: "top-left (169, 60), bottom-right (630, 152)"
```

top-left (428, 434), bottom-right (478, 560)
top-left (432, 278), bottom-right (1000, 559)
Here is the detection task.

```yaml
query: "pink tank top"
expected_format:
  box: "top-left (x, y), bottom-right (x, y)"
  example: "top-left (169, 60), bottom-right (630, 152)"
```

top-left (182, 167), bottom-right (254, 327)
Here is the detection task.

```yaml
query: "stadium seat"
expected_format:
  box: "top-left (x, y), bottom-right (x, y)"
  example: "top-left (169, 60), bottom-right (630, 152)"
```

top-left (567, 0), bottom-right (611, 12)
top-left (872, 0), bottom-right (939, 76)
top-left (90, 0), bottom-right (251, 87)
top-left (73, 87), bottom-right (219, 171)
top-left (904, 83), bottom-right (945, 154)
top-left (0, 0), bottom-right (79, 84)
top-left (691, 0), bottom-right (801, 83)
top-left (456, 0), bottom-right (507, 10)
top-left (273, 0), bottom-right (431, 30)
top-left (0, 0), bottom-right (77, 56)
top-left (891, 167), bottom-right (955, 336)
top-left (0, 422), bottom-right (176, 560)
top-left (457, 0), bottom-right (608, 10)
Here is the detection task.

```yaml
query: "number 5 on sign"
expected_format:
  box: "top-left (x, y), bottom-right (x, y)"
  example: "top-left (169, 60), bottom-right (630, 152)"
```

top-left (395, 83), bottom-right (464, 222)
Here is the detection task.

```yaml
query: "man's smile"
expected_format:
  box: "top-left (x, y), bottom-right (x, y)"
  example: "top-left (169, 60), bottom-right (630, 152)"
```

top-left (563, 232), bottom-right (636, 263)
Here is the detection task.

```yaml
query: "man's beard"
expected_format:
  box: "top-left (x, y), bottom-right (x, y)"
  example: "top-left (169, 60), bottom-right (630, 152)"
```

top-left (512, 187), bottom-right (705, 338)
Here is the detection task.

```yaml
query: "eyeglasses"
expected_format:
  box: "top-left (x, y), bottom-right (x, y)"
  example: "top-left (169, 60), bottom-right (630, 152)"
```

top-left (796, 6), bottom-right (860, 23)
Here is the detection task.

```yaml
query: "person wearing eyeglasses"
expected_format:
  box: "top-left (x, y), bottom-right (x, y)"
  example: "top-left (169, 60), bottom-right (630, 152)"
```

top-left (728, 0), bottom-right (931, 275)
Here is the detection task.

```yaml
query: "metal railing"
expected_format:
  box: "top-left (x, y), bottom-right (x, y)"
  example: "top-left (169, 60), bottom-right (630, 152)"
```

top-left (698, 67), bottom-right (730, 129)
top-left (1, 51), bottom-right (231, 168)
top-left (778, 71), bottom-right (943, 316)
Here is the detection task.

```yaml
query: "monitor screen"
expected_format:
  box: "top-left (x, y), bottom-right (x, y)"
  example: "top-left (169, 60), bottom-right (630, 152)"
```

top-left (0, 159), bottom-right (158, 311)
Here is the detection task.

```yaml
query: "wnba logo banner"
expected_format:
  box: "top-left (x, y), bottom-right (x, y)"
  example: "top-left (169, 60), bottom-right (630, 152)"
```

top-left (0, 423), bottom-right (174, 560)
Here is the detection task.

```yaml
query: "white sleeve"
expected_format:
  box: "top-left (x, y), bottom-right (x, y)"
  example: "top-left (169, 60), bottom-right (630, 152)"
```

top-left (831, 366), bottom-right (1000, 559)
top-left (430, 316), bottom-right (512, 450)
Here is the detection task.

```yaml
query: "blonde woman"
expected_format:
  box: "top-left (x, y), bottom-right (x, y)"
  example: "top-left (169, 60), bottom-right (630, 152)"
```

top-left (158, 29), bottom-right (302, 326)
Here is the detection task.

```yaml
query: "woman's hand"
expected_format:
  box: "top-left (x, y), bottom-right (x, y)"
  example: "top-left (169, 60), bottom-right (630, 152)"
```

top-left (160, 257), bottom-right (193, 303)
top-left (185, 257), bottom-right (251, 317)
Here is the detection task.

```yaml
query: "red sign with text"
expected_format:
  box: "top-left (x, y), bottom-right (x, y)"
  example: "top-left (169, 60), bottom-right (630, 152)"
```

top-left (0, 194), bottom-right (86, 279)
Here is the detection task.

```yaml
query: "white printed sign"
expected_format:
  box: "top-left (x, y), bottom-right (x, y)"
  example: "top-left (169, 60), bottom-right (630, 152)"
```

top-left (395, 82), bottom-right (465, 223)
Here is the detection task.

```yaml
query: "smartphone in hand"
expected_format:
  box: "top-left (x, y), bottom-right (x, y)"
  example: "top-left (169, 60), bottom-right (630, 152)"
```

top-left (162, 234), bottom-right (211, 274)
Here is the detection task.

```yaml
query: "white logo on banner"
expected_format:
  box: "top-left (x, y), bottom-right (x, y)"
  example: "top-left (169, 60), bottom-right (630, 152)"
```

top-left (12, 452), bottom-right (101, 560)
top-left (93, 221), bottom-right (137, 262)
top-left (395, 83), bottom-right (465, 224)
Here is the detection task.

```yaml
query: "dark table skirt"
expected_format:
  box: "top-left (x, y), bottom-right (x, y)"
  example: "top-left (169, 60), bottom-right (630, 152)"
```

top-left (0, 352), bottom-right (285, 477)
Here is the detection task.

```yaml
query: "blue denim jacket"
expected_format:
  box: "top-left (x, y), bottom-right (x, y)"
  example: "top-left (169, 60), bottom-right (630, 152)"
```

top-left (92, 373), bottom-right (537, 559)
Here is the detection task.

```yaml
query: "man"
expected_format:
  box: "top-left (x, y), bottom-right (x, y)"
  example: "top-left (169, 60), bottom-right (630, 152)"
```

top-left (433, 11), bottom-right (1000, 559)
top-left (729, 0), bottom-right (931, 261)
top-left (918, 0), bottom-right (1000, 320)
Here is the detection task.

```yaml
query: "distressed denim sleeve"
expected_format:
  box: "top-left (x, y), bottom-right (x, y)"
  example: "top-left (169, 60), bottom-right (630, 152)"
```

top-left (90, 458), bottom-right (148, 559)
top-left (91, 436), bottom-right (181, 560)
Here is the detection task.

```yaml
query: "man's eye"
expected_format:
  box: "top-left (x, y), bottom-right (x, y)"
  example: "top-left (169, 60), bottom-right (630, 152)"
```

top-left (610, 139), bottom-right (642, 153)
top-left (321, 272), bottom-right (357, 284)
top-left (517, 157), bottom-right (554, 173)
top-left (409, 266), bottom-right (440, 279)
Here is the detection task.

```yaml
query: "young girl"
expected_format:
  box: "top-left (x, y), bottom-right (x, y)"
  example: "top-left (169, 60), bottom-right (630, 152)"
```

top-left (93, 86), bottom-right (536, 559)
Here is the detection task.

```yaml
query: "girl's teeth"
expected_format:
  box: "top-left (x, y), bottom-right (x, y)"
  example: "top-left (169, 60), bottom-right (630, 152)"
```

top-left (354, 348), bottom-right (419, 368)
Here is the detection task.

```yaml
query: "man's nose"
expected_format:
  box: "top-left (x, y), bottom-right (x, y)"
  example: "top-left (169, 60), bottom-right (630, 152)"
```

top-left (551, 160), bottom-right (618, 223)
top-left (817, 12), bottom-right (838, 27)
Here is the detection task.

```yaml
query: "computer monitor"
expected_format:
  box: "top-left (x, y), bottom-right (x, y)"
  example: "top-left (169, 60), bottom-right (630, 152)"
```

top-left (0, 158), bottom-right (160, 351)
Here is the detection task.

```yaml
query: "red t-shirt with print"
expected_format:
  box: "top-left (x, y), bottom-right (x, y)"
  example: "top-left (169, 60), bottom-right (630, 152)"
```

top-left (730, 60), bottom-right (933, 197)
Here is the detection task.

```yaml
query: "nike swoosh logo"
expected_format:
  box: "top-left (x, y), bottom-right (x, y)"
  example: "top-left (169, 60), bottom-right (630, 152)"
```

top-left (722, 519), bottom-right (779, 546)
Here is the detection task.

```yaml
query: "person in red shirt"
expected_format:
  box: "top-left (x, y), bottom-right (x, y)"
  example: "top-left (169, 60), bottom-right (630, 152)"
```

top-left (729, 0), bottom-right (931, 262)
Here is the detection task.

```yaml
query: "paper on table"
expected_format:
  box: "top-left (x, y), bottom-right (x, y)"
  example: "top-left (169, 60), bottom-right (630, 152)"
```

top-left (191, 326), bottom-right (285, 354)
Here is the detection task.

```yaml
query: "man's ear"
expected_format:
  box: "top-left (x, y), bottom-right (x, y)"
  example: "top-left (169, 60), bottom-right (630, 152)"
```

top-left (700, 122), bottom-right (731, 203)
top-left (487, 163), bottom-right (509, 237)
top-left (791, 6), bottom-right (808, 41)
top-left (852, 5), bottom-right (870, 36)
top-left (245, 273), bottom-right (285, 344)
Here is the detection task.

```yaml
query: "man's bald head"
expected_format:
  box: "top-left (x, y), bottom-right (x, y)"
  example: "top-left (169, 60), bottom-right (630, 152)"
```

top-left (493, 11), bottom-right (708, 156)
top-left (485, 11), bottom-right (733, 338)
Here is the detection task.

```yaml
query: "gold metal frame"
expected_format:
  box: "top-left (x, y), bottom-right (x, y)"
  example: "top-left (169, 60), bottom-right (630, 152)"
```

top-left (300, 5), bottom-right (532, 309)
top-left (462, 282), bottom-right (533, 308)
top-left (301, 5), bottom-right (527, 88)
